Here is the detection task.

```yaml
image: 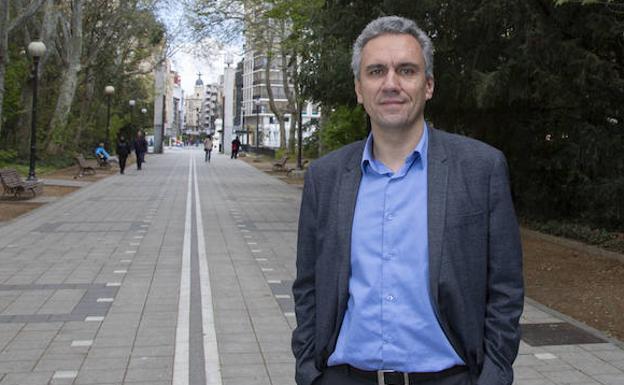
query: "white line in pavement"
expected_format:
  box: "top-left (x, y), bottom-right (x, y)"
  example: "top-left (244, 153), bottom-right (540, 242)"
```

top-left (193, 156), bottom-right (222, 385)
top-left (97, 298), bottom-right (114, 303)
top-left (71, 340), bottom-right (93, 347)
top-left (268, 280), bottom-right (281, 284)
top-left (173, 156), bottom-right (192, 385)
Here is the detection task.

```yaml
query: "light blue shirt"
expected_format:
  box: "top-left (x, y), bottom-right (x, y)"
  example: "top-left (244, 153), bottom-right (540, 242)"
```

top-left (327, 125), bottom-right (464, 371)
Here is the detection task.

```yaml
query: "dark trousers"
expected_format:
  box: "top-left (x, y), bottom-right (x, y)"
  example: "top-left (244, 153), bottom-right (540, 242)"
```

top-left (119, 155), bottom-right (127, 174)
top-left (205, 150), bottom-right (211, 162)
top-left (316, 366), bottom-right (473, 385)
top-left (231, 149), bottom-right (238, 159)
top-left (136, 152), bottom-right (145, 169)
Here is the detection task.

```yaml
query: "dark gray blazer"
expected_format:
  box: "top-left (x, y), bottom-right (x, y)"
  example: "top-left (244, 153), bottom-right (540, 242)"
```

top-left (291, 127), bottom-right (524, 385)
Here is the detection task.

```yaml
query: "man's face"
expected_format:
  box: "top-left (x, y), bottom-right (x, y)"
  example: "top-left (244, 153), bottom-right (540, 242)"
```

top-left (355, 33), bottom-right (434, 132)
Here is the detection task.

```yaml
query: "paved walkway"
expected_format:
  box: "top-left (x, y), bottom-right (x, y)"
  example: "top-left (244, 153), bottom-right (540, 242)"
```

top-left (0, 148), bottom-right (622, 385)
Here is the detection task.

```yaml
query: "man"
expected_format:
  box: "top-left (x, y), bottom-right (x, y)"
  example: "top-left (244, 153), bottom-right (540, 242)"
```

top-left (231, 136), bottom-right (241, 159)
top-left (204, 135), bottom-right (214, 162)
top-left (134, 130), bottom-right (148, 170)
top-left (116, 136), bottom-right (131, 174)
top-left (291, 16), bottom-right (523, 385)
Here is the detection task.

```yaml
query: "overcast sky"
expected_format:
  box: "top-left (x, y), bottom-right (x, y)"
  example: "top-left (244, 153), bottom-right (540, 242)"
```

top-left (157, 2), bottom-right (243, 94)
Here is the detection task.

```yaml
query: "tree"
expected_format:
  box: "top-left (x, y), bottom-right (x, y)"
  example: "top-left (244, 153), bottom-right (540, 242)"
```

top-left (0, 0), bottom-right (46, 138)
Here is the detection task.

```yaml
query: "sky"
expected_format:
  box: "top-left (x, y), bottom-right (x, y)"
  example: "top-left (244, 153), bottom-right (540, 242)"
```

top-left (157, 2), bottom-right (243, 94)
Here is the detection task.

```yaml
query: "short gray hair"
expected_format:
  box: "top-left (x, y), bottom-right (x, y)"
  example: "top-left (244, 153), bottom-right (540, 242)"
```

top-left (351, 16), bottom-right (434, 80)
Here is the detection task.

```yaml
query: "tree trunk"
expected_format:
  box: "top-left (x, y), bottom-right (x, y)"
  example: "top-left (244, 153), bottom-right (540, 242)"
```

top-left (264, 43), bottom-right (287, 150)
top-left (288, 109), bottom-right (296, 154)
top-left (44, 0), bottom-right (83, 154)
top-left (17, 0), bottom-right (56, 155)
top-left (0, 0), bottom-right (10, 139)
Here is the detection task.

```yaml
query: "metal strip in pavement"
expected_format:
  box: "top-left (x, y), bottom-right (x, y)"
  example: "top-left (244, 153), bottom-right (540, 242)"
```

top-left (173, 156), bottom-right (192, 385)
top-left (193, 156), bottom-right (222, 385)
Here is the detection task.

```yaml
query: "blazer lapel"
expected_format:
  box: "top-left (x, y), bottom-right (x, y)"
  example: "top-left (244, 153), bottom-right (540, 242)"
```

top-left (427, 127), bottom-right (448, 309)
top-left (333, 143), bottom-right (364, 340)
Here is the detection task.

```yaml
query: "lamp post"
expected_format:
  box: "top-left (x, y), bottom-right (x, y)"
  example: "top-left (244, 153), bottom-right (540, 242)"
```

top-left (254, 98), bottom-right (261, 151)
top-left (141, 107), bottom-right (147, 132)
top-left (104, 85), bottom-right (115, 149)
top-left (26, 41), bottom-right (46, 181)
top-left (128, 99), bottom-right (136, 139)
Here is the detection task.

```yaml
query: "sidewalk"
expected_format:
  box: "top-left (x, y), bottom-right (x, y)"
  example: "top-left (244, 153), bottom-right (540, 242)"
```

top-left (0, 148), bottom-right (621, 385)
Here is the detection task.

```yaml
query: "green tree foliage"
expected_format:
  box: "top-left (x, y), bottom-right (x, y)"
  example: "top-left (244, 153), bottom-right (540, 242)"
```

top-left (319, 105), bottom-right (368, 153)
top-left (301, 0), bottom-right (624, 229)
top-left (0, 0), bottom-right (163, 160)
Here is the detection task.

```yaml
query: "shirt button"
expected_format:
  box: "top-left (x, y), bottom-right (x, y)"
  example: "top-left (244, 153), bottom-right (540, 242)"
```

top-left (386, 295), bottom-right (395, 302)
top-left (386, 213), bottom-right (394, 221)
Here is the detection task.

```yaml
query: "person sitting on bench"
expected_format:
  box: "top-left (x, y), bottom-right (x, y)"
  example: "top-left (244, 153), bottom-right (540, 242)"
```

top-left (95, 143), bottom-right (118, 166)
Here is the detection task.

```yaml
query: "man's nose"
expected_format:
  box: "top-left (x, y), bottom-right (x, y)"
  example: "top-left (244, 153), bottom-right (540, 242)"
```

top-left (382, 70), bottom-right (400, 91)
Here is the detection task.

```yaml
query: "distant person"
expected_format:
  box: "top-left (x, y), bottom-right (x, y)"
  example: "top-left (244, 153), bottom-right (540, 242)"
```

top-left (134, 131), bottom-right (148, 170)
top-left (94, 142), bottom-right (110, 162)
top-left (95, 142), bottom-right (118, 166)
top-left (116, 136), bottom-right (131, 174)
top-left (231, 136), bottom-right (241, 159)
top-left (204, 135), bottom-right (214, 162)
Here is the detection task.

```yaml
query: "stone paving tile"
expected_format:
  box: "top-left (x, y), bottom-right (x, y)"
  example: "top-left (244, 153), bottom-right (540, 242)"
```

top-left (592, 374), bottom-right (624, 385)
top-left (0, 371), bottom-right (53, 385)
top-left (73, 368), bottom-right (126, 385)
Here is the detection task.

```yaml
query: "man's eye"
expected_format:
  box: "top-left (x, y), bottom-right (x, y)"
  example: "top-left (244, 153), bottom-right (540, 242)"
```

top-left (399, 67), bottom-right (416, 75)
top-left (369, 68), bottom-right (384, 76)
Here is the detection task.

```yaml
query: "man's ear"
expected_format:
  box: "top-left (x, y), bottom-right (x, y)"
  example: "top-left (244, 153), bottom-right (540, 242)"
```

top-left (355, 79), bottom-right (363, 104)
top-left (425, 77), bottom-right (435, 100)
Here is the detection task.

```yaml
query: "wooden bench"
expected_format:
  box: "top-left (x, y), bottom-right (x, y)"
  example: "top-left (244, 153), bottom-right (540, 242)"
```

top-left (272, 155), bottom-right (290, 172)
top-left (286, 159), bottom-right (309, 176)
top-left (96, 154), bottom-right (111, 169)
top-left (74, 154), bottom-right (96, 179)
top-left (0, 169), bottom-right (43, 198)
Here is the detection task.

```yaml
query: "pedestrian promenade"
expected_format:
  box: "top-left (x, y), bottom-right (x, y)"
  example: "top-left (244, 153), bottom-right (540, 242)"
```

top-left (0, 147), bottom-right (622, 385)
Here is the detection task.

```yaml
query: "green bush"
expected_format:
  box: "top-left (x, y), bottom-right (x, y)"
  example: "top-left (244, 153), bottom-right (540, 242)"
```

top-left (320, 105), bottom-right (368, 154)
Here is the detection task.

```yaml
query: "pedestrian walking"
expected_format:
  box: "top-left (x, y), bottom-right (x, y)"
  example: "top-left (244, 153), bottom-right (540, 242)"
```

top-left (134, 130), bottom-right (148, 170)
top-left (116, 136), bottom-right (131, 174)
top-left (204, 135), bottom-right (214, 162)
top-left (231, 136), bottom-right (241, 159)
top-left (292, 16), bottom-right (524, 385)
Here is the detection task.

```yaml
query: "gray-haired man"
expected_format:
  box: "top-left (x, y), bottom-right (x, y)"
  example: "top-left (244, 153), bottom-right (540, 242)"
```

top-left (291, 15), bottom-right (524, 385)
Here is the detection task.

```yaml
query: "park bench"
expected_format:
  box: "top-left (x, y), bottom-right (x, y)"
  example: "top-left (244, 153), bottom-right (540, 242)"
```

top-left (0, 168), bottom-right (43, 198)
top-left (272, 155), bottom-right (289, 172)
top-left (96, 154), bottom-right (111, 169)
top-left (74, 154), bottom-right (96, 179)
top-left (286, 159), bottom-right (309, 176)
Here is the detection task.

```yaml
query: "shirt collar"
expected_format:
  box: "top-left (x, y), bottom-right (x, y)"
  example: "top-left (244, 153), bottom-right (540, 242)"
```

top-left (361, 122), bottom-right (429, 174)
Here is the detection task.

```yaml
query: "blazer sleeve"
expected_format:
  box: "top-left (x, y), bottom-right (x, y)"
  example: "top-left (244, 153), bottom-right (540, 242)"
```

top-left (477, 153), bottom-right (524, 385)
top-left (291, 167), bottom-right (322, 385)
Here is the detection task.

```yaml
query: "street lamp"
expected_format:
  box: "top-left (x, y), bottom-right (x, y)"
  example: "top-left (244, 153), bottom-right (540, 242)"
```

top-left (104, 85), bottom-right (115, 148)
top-left (129, 99), bottom-right (136, 123)
top-left (254, 98), bottom-right (261, 151)
top-left (26, 41), bottom-right (46, 181)
top-left (141, 107), bottom-right (147, 130)
top-left (128, 99), bottom-right (136, 139)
